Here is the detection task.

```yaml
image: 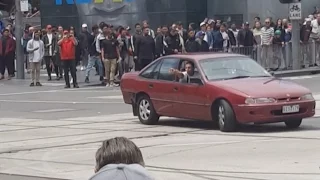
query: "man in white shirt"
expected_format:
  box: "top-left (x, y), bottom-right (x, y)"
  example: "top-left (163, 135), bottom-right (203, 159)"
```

top-left (169, 61), bottom-right (199, 83)
top-left (27, 30), bottom-right (44, 87)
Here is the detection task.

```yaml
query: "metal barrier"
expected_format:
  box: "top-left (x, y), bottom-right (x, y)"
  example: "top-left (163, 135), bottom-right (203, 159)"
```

top-left (211, 41), bottom-right (318, 71)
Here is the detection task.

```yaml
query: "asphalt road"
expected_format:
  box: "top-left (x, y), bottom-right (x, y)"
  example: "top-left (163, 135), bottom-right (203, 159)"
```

top-left (0, 74), bottom-right (320, 180)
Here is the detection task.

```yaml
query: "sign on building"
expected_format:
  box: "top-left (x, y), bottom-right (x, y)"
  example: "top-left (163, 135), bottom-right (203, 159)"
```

top-left (289, 2), bottom-right (302, 20)
top-left (20, 0), bottom-right (29, 12)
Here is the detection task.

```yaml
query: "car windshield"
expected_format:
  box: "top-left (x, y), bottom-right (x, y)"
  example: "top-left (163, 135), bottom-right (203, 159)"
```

top-left (199, 57), bottom-right (271, 81)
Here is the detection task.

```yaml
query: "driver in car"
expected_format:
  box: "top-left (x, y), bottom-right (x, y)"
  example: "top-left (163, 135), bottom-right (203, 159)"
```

top-left (169, 61), bottom-right (197, 83)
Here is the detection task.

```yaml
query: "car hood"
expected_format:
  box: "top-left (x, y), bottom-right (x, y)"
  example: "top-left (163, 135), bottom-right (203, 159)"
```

top-left (212, 77), bottom-right (311, 98)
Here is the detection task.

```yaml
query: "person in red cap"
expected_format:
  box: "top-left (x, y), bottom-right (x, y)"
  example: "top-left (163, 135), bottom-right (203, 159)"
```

top-left (42, 24), bottom-right (61, 81)
top-left (58, 30), bottom-right (79, 88)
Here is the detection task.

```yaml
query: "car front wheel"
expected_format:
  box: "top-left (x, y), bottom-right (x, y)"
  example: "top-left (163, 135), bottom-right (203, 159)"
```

top-left (217, 100), bottom-right (237, 132)
top-left (137, 95), bottom-right (159, 125)
top-left (284, 119), bottom-right (302, 129)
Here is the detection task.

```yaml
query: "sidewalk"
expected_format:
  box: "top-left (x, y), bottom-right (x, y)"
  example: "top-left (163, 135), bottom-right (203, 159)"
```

top-left (274, 67), bottom-right (320, 77)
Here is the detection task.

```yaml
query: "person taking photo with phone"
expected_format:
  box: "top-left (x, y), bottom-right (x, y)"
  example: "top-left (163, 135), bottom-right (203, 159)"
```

top-left (58, 30), bottom-right (79, 88)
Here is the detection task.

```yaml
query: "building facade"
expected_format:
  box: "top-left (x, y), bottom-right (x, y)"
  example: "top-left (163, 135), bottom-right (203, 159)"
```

top-left (40, 0), bottom-right (207, 30)
top-left (40, 0), bottom-right (319, 30)
top-left (208, 0), bottom-right (319, 25)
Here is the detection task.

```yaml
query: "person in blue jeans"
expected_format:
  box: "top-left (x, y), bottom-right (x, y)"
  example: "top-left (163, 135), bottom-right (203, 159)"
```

top-left (85, 25), bottom-right (103, 83)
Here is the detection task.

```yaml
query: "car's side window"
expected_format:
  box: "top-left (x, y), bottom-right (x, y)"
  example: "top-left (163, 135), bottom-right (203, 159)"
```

top-left (158, 58), bottom-right (180, 81)
top-left (139, 60), bottom-right (161, 79)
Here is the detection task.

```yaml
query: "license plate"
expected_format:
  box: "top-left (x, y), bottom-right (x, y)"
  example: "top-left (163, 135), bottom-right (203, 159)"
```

top-left (282, 105), bottom-right (300, 114)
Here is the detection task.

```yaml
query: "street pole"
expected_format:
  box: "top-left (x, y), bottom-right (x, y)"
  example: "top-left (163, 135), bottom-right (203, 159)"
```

top-left (15, 0), bottom-right (25, 79)
top-left (291, 20), bottom-right (300, 70)
top-left (289, 0), bottom-right (302, 70)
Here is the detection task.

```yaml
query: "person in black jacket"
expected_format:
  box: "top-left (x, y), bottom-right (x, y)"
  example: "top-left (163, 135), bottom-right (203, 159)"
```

top-left (130, 23), bottom-right (142, 71)
top-left (79, 24), bottom-right (91, 70)
top-left (155, 25), bottom-right (168, 58)
top-left (164, 28), bottom-right (182, 55)
top-left (135, 27), bottom-right (155, 70)
top-left (185, 30), bottom-right (200, 52)
top-left (237, 22), bottom-right (255, 56)
top-left (197, 32), bottom-right (209, 52)
top-left (85, 25), bottom-right (103, 83)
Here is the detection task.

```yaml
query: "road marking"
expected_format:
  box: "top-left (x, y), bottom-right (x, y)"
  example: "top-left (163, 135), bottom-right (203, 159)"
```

top-left (33, 109), bottom-right (76, 113)
top-left (0, 86), bottom-right (107, 96)
top-left (61, 112), bottom-right (135, 121)
top-left (88, 95), bottom-right (123, 99)
top-left (0, 100), bottom-right (123, 104)
top-left (41, 83), bottom-right (65, 87)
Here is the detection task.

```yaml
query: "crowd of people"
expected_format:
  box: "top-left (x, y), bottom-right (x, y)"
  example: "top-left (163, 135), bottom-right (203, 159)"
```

top-left (0, 12), bottom-right (320, 87)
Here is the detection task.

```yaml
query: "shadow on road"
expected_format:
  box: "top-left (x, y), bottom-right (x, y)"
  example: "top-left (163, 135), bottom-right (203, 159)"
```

top-left (153, 118), bottom-right (320, 133)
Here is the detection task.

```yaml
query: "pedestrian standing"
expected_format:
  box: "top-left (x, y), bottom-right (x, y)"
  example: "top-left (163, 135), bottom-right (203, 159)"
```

top-left (164, 27), bottom-right (182, 55)
top-left (0, 29), bottom-right (16, 80)
top-left (100, 24), bottom-right (120, 87)
top-left (43, 25), bottom-right (59, 81)
top-left (27, 30), bottom-right (44, 87)
top-left (130, 23), bottom-right (142, 71)
top-left (85, 25), bottom-right (103, 83)
top-left (135, 27), bottom-right (156, 70)
top-left (58, 30), bottom-right (79, 88)
top-left (79, 23), bottom-right (90, 71)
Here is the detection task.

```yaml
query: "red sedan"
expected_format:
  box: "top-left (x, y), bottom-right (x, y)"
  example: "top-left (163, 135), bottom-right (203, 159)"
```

top-left (120, 53), bottom-right (316, 132)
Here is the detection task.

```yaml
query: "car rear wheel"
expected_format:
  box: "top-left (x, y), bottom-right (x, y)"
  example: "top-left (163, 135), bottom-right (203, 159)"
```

top-left (285, 119), bottom-right (302, 129)
top-left (217, 100), bottom-right (237, 132)
top-left (137, 95), bottom-right (159, 125)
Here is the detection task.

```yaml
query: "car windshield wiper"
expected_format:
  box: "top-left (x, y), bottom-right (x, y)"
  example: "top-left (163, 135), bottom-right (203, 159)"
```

top-left (224, 75), bottom-right (251, 80)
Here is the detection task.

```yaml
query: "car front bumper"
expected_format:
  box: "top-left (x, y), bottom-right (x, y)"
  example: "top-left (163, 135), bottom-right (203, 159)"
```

top-left (233, 101), bottom-right (316, 124)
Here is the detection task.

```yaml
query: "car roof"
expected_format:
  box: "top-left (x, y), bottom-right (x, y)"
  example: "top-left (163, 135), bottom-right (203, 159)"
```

top-left (163, 52), bottom-right (247, 61)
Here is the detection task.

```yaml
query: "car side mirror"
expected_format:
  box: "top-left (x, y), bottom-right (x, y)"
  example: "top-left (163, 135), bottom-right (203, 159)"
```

top-left (190, 78), bottom-right (204, 85)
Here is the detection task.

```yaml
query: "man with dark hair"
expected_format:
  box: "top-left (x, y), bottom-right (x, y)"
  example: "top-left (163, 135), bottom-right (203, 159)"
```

top-left (117, 27), bottom-right (131, 78)
top-left (135, 26), bottom-right (155, 70)
top-left (58, 30), bottom-right (79, 88)
top-left (101, 24), bottom-right (120, 87)
top-left (164, 27), bottom-right (181, 55)
top-left (0, 29), bottom-right (16, 80)
top-left (142, 20), bottom-right (155, 39)
top-left (176, 21), bottom-right (188, 43)
top-left (85, 25), bottom-right (103, 84)
top-left (169, 61), bottom-right (199, 84)
top-left (155, 25), bottom-right (168, 58)
top-left (130, 23), bottom-right (143, 71)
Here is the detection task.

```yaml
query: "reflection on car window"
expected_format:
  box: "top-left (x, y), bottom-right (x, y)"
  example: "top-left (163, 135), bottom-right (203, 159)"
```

top-left (158, 58), bottom-right (180, 81)
top-left (199, 57), bottom-right (271, 81)
top-left (140, 60), bottom-right (161, 79)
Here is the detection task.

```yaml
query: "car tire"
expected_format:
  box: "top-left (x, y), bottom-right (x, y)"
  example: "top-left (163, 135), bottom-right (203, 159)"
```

top-left (137, 95), bottom-right (159, 125)
top-left (284, 119), bottom-right (302, 129)
top-left (217, 100), bottom-right (237, 132)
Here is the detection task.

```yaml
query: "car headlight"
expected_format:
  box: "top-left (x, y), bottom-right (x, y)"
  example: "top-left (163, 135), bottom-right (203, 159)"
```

top-left (300, 93), bottom-right (314, 100)
top-left (245, 97), bottom-right (276, 104)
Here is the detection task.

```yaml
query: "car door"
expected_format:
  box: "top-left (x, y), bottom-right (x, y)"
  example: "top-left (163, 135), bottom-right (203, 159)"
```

top-left (150, 58), bottom-right (181, 116)
top-left (175, 60), bottom-right (212, 120)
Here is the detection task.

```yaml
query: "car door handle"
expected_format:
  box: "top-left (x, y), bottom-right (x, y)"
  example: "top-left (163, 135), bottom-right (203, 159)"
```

top-left (148, 84), bottom-right (154, 88)
top-left (173, 87), bottom-right (178, 91)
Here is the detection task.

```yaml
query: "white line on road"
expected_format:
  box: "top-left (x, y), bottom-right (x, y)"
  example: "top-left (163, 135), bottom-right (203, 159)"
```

top-left (87, 96), bottom-right (123, 99)
top-left (33, 109), bottom-right (76, 113)
top-left (0, 100), bottom-right (123, 104)
top-left (0, 87), bottom-right (109, 96)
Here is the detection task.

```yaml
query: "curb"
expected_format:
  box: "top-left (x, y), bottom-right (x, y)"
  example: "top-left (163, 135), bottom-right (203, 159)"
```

top-left (273, 68), bottom-right (320, 77)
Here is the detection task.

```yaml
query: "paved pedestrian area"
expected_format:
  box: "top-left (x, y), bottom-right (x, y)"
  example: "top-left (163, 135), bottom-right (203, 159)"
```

top-left (0, 79), bottom-right (320, 180)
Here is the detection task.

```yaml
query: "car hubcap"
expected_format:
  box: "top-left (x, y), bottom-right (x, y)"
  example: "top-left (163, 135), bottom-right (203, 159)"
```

top-left (218, 106), bottom-right (225, 127)
top-left (139, 99), bottom-right (151, 121)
